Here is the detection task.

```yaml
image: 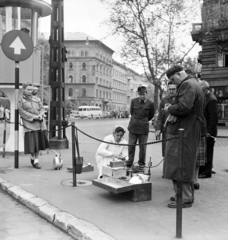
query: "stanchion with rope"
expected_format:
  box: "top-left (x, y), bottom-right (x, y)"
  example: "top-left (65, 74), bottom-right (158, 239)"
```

top-left (176, 128), bottom-right (184, 239)
top-left (2, 114), bottom-right (7, 158)
top-left (71, 122), bottom-right (77, 186)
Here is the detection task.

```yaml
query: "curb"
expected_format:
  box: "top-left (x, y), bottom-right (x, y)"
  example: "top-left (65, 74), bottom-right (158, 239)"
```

top-left (0, 177), bottom-right (116, 240)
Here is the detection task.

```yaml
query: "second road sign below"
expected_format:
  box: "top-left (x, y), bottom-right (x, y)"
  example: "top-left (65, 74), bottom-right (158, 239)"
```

top-left (1, 30), bottom-right (34, 62)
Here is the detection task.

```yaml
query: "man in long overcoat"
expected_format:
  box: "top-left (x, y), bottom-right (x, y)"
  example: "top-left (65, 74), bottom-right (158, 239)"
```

top-left (199, 80), bottom-right (218, 178)
top-left (163, 66), bottom-right (204, 208)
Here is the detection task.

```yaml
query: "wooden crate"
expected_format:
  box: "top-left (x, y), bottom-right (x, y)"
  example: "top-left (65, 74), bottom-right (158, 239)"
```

top-left (93, 176), bottom-right (152, 202)
top-left (102, 166), bottom-right (126, 178)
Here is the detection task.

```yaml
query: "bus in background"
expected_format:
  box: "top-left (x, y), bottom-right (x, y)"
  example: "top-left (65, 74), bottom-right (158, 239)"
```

top-left (78, 106), bottom-right (102, 119)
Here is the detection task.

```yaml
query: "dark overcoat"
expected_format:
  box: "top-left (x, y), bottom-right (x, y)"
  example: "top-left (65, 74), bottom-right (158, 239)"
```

top-left (163, 77), bottom-right (204, 182)
top-left (155, 95), bottom-right (175, 156)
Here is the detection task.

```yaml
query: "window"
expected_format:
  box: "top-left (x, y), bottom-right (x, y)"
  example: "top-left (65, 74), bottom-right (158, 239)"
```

top-left (106, 80), bottom-right (108, 86)
top-left (69, 88), bottom-right (73, 97)
top-left (68, 75), bottom-right (73, 83)
top-left (100, 90), bottom-right (102, 98)
top-left (103, 91), bottom-right (105, 98)
top-left (85, 51), bottom-right (88, 56)
top-left (103, 79), bottom-right (105, 85)
top-left (81, 51), bottom-right (84, 56)
top-left (100, 78), bottom-right (102, 85)
top-left (82, 88), bottom-right (86, 97)
top-left (82, 62), bottom-right (86, 69)
top-left (82, 75), bottom-right (86, 83)
top-left (96, 89), bottom-right (98, 97)
top-left (69, 62), bottom-right (73, 69)
top-left (106, 92), bottom-right (108, 99)
top-left (96, 77), bottom-right (98, 83)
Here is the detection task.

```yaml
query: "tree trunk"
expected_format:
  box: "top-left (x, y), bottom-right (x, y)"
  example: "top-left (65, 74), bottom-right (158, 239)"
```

top-left (154, 85), bottom-right (159, 111)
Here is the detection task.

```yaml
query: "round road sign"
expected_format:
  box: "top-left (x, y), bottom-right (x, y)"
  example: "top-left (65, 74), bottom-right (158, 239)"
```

top-left (1, 30), bottom-right (34, 62)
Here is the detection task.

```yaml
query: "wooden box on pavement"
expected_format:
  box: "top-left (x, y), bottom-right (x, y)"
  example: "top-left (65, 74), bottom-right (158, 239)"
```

top-left (102, 166), bottom-right (126, 178)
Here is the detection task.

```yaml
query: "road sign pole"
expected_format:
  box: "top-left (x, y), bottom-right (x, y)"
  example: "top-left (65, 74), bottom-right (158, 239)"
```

top-left (14, 61), bottom-right (19, 168)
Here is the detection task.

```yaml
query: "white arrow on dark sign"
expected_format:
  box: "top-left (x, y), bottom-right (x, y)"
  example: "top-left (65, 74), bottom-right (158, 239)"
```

top-left (9, 36), bottom-right (26, 55)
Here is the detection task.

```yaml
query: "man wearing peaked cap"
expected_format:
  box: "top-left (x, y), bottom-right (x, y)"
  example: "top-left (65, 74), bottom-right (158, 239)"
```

top-left (126, 85), bottom-right (154, 171)
top-left (163, 65), bottom-right (204, 208)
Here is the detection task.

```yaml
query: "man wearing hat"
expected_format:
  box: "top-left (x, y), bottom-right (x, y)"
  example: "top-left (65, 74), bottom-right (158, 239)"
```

top-left (155, 81), bottom-right (176, 158)
top-left (163, 66), bottom-right (204, 208)
top-left (126, 85), bottom-right (154, 171)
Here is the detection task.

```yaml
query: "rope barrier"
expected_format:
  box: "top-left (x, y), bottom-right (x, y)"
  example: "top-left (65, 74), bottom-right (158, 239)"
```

top-left (75, 125), bottom-right (179, 146)
top-left (4, 117), bottom-right (179, 147)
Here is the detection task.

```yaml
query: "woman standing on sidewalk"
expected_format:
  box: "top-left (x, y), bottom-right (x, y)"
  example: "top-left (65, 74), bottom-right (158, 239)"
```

top-left (18, 83), bottom-right (49, 169)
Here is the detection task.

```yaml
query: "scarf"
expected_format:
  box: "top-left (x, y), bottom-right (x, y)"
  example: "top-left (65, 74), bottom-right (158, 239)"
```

top-left (23, 90), bottom-right (33, 102)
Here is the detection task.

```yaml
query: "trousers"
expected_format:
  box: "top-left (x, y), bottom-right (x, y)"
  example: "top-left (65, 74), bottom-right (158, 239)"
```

top-left (199, 137), bottom-right (215, 177)
top-left (127, 133), bottom-right (148, 167)
top-left (172, 180), bottom-right (194, 203)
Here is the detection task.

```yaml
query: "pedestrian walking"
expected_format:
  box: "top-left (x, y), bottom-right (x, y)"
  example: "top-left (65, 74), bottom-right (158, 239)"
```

top-left (18, 83), bottom-right (49, 169)
top-left (126, 86), bottom-right (154, 171)
top-left (163, 66), bottom-right (204, 208)
top-left (198, 80), bottom-right (218, 178)
top-left (95, 125), bottom-right (128, 179)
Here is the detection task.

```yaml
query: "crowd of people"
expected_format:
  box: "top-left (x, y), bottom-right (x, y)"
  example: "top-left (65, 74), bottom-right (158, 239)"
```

top-left (17, 67), bottom-right (218, 209)
top-left (95, 65), bottom-right (218, 209)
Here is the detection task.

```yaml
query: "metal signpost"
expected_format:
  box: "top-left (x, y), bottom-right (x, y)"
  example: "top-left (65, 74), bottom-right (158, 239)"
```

top-left (1, 30), bottom-right (33, 168)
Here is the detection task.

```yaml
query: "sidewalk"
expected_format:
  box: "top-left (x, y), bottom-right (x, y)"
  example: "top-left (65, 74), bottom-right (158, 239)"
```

top-left (0, 128), bottom-right (228, 240)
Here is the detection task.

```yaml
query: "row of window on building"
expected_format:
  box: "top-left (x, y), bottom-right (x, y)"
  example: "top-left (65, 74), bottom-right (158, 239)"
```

top-left (68, 62), bottom-right (112, 77)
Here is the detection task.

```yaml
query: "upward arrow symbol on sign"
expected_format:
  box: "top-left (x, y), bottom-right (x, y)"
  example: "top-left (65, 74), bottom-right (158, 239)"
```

top-left (9, 36), bottom-right (26, 55)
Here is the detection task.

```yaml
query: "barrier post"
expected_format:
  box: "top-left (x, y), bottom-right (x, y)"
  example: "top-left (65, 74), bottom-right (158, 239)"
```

top-left (176, 128), bottom-right (184, 238)
top-left (14, 61), bottom-right (19, 168)
top-left (2, 113), bottom-right (7, 158)
top-left (71, 122), bottom-right (77, 186)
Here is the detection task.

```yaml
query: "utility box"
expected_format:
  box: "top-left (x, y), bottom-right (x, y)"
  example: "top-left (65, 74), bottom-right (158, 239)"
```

top-left (102, 166), bottom-right (126, 179)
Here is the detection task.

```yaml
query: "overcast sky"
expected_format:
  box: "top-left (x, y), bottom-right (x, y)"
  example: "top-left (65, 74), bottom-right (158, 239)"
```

top-left (40, 0), bottom-right (201, 73)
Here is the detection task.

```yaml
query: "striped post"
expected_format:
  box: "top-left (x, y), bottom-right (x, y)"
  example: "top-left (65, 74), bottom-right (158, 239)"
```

top-left (176, 128), bottom-right (184, 238)
top-left (71, 122), bottom-right (76, 186)
top-left (14, 61), bottom-right (19, 168)
top-left (2, 110), bottom-right (7, 158)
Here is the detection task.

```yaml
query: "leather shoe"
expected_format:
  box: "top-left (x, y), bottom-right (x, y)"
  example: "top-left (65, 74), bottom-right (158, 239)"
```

top-left (168, 201), bottom-right (192, 208)
top-left (170, 196), bottom-right (176, 201)
top-left (194, 183), bottom-right (200, 190)
top-left (30, 156), bottom-right (34, 167)
top-left (33, 163), bottom-right (41, 169)
top-left (198, 174), bottom-right (211, 178)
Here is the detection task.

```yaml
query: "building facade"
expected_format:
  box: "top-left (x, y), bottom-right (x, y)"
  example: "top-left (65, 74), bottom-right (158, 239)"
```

top-left (64, 32), bottom-right (154, 113)
top-left (191, 0), bottom-right (228, 123)
top-left (65, 32), bottom-right (113, 112)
